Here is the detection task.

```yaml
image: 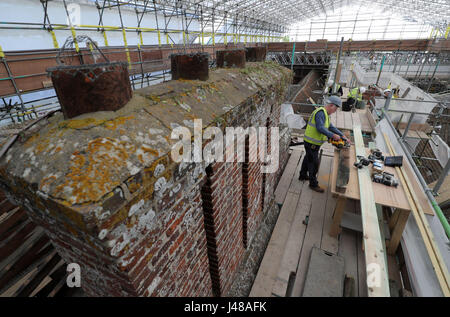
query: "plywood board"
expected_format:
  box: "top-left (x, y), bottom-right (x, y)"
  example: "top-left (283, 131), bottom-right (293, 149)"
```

top-left (302, 247), bottom-right (345, 297)
top-left (330, 145), bottom-right (412, 211)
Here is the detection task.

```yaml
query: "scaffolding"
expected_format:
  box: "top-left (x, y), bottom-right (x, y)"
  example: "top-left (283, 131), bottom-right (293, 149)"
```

top-left (0, 0), bottom-right (449, 127)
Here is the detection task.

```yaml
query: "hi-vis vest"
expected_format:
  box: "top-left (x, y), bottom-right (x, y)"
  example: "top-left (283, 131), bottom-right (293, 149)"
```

top-left (304, 107), bottom-right (330, 146)
top-left (348, 87), bottom-right (363, 101)
top-left (328, 84), bottom-right (341, 94)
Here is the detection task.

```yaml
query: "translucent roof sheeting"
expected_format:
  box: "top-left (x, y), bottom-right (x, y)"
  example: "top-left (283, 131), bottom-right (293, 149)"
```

top-left (287, 3), bottom-right (438, 41)
top-left (93, 1), bottom-right (449, 38)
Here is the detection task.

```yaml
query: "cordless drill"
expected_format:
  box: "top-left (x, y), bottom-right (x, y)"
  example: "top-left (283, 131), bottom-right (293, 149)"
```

top-left (329, 138), bottom-right (350, 149)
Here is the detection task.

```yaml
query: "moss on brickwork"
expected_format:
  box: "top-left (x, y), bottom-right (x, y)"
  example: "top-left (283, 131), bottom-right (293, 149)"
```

top-left (0, 62), bottom-right (292, 234)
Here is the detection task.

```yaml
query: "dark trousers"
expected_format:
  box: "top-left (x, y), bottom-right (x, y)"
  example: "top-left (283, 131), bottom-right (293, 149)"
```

top-left (343, 97), bottom-right (355, 112)
top-left (300, 141), bottom-right (320, 187)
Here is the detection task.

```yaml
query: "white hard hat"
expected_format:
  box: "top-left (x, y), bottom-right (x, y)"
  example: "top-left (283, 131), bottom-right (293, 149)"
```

top-left (359, 87), bottom-right (366, 94)
top-left (383, 89), bottom-right (391, 94)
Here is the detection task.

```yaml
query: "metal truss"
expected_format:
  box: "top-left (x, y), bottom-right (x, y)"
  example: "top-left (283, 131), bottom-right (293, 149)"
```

top-left (267, 51), bottom-right (332, 66)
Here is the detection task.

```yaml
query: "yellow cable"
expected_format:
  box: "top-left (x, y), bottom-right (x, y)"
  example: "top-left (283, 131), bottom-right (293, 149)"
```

top-left (139, 32), bottom-right (144, 46)
top-left (103, 30), bottom-right (109, 46)
top-left (157, 30), bottom-right (161, 46)
top-left (71, 27), bottom-right (79, 52)
top-left (122, 28), bottom-right (131, 68)
top-left (224, 33), bottom-right (227, 45)
top-left (0, 45), bottom-right (4, 58)
top-left (50, 30), bottom-right (59, 48)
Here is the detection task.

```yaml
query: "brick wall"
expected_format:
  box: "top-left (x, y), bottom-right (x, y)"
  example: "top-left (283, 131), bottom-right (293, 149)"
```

top-left (0, 62), bottom-right (292, 297)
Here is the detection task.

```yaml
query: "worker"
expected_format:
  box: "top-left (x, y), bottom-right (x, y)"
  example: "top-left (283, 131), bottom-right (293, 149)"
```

top-left (383, 88), bottom-right (394, 99)
top-left (326, 79), bottom-right (343, 97)
top-left (299, 96), bottom-right (350, 193)
top-left (343, 86), bottom-right (366, 111)
top-left (392, 87), bottom-right (400, 98)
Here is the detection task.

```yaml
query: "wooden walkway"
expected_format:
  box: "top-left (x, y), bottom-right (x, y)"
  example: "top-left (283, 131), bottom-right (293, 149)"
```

top-left (251, 145), bottom-right (403, 297)
top-left (329, 109), bottom-right (376, 133)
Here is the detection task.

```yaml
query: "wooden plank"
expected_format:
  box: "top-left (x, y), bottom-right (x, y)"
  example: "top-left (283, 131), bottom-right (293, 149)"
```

top-left (329, 196), bottom-right (347, 238)
top-left (272, 176), bottom-right (313, 296)
top-left (340, 228), bottom-right (359, 296)
top-left (401, 154), bottom-right (434, 215)
top-left (0, 221), bottom-right (36, 260)
top-left (387, 209), bottom-right (410, 255)
top-left (356, 232), bottom-right (368, 297)
top-left (358, 111), bottom-right (372, 132)
top-left (340, 211), bottom-right (391, 239)
top-left (17, 253), bottom-right (61, 297)
top-left (320, 190), bottom-right (339, 254)
top-left (0, 207), bottom-right (26, 236)
top-left (274, 150), bottom-right (303, 205)
top-left (291, 155), bottom-right (333, 296)
top-left (353, 201), bottom-right (368, 297)
top-left (393, 122), bottom-right (433, 133)
top-left (344, 111), bottom-right (353, 131)
top-left (351, 111), bottom-right (361, 129)
top-left (399, 129), bottom-right (428, 139)
top-left (288, 156), bottom-right (305, 195)
top-left (354, 125), bottom-right (390, 297)
top-left (336, 148), bottom-right (351, 193)
top-left (366, 109), bottom-right (377, 131)
top-left (336, 110), bottom-right (345, 130)
top-left (0, 238), bottom-right (52, 294)
top-left (429, 176), bottom-right (450, 205)
top-left (383, 135), bottom-right (450, 295)
top-left (249, 190), bottom-right (302, 297)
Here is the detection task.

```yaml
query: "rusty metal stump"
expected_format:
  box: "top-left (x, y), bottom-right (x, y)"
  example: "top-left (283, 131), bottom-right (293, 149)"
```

top-left (170, 53), bottom-right (209, 81)
top-left (245, 47), bottom-right (267, 62)
top-left (216, 49), bottom-right (246, 68)
top-left (48, 62), bottom-right (132, 119)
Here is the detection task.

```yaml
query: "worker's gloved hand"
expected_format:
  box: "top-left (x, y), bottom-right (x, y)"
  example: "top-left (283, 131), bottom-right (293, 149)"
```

top-left (342, 135), bottom-right (352, 145)
top-left (331, 134), bottom-right (340, 141)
